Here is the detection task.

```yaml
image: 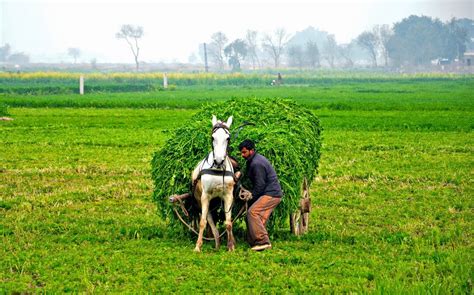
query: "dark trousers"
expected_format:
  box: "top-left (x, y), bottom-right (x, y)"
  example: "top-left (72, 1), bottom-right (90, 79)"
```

top-left (247, 195), bottom-right (281, 246)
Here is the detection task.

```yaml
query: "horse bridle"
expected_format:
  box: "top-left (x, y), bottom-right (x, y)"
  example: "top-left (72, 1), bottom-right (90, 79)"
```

top-left (210, 122), bottom-right (231, 168)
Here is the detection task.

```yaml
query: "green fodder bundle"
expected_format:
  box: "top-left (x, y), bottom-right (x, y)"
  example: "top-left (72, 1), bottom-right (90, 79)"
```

top-left (152, 97), bottom-right (322, 231)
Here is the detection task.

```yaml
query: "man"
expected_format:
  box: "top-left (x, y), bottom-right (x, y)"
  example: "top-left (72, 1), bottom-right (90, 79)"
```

top-left (238, 139), bottom-right (283, 251)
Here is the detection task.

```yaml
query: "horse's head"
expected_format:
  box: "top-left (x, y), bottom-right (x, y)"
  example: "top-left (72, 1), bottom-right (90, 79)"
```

top-left (211, 115), bottom-right (233, 168)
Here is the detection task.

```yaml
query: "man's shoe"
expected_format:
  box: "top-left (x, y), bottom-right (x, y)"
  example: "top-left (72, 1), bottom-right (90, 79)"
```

top-left (251, 244), bottom-right (272, 251)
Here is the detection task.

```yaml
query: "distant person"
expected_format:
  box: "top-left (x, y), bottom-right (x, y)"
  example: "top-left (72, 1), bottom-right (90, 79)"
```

top-left (277, 73), bottom-right (283, 85)
top-left (238, 139), bottom-right (283, 251)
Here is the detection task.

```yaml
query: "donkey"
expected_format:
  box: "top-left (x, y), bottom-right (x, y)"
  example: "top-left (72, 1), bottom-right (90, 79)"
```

top-left (191, 115), bottom-right (236, 252)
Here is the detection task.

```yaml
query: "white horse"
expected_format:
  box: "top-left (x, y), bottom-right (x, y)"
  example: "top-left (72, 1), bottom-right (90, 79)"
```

top-left (191, 115), bottom-right (236, 252)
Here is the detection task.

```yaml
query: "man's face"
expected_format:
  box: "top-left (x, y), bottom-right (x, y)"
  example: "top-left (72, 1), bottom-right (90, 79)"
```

top-left (240, 147), bottom-right (253, 160)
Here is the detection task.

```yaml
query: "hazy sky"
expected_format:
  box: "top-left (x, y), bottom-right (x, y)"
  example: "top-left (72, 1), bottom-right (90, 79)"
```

top-left (1, 0), bottom-right (473, 63)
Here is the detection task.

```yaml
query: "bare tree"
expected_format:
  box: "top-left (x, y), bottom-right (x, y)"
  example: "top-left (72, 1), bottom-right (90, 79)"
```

top-left (116, 24), bottom-right (144, 71)
top-left (67, 48), bottom-right (81, 63)
top-left (262, 28), bottom-right (289, 68)
top-left (245, 30), bottom-right (261, 69)
top-left (208, 32), bottom-right (228, 71)
top-left (323, 35), bottom-right (338, 68)
top-left (338, 43), bottom-right (355, 68)
top-left (357, 31), bottom-right (378, 67)
top-left (373, 24), bottom-right (393, 67)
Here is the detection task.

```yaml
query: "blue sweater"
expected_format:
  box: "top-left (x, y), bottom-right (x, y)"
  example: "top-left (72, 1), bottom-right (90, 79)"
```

top-left (246, 153), bottom-right (283, 199)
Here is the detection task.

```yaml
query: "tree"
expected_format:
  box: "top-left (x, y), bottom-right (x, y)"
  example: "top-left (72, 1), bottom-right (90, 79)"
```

top-left (116, 24), bottom-right (144, 71)
top-left (208, 32), bottom-right (228, 71)
top-left (8, 52), bottom-right (29, 64)
top-left (287, 45), bottom-right (304, 68)
top-left (446, 18), bottom-right (469, 60)
top-left (188, 53), bottom-right (198, 64)
top-left (357, 31), bottom-right (378, 67)
top-left (262, 28), bottom-right (289, 68)
top-left (373, 24), bottom-right (393, 67)
top-left (224, 39), bottom-right (248, 72)
top-left (286, 26), bottom-right (330, 51)
top-left (387, 15), bottom-right (447, 66)
top-left (322, 34), bottom-right (338, 68)
top-left (198, 44), bottom-right (206, 65)
top-left (245, 30), bottom-right (261, 69)
top-left (338, 43), bottom-right (355, 68)
top-left (451, 18), bottom-right (474, 51)
top-left (305, 41), bottom-right (320, 68)
top-left (0, 44), bottom-right (11, 62)
top-left (67, 47), bottom-right (81, 63)
top-left (90, 58), bottom-right (97, 70)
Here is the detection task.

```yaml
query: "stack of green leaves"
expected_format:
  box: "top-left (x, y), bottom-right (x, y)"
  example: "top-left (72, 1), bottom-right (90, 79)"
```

top-left (152, 97), bottom-right (322, 232)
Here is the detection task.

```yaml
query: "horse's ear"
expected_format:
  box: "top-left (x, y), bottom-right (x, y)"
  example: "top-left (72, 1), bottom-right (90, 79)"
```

top-left (226, 116), bottom-right (233, 128)
top-left (212, 115), bottom-right (217, 126)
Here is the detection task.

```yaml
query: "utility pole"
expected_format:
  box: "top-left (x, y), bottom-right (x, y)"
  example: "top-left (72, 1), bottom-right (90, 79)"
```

top-left (79, 75), bottom-right (84, 95)
top-left (163, 73), bottom-right (168, 89)
top-left (203, 43), bottom-right (209, 72)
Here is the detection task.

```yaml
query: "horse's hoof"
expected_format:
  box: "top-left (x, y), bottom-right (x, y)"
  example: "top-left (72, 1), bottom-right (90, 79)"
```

top-left (227, 245), bottom-right (235, 252)
top-left (194, 247), bottom-right (201, 253)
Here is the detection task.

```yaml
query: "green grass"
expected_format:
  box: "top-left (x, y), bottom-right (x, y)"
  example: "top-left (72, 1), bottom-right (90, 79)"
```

top-left (0, 104), bottom-right (8, 116)
top-left (1, 79), bottom-right (473, 292)
top-left (1, 72), bottom-right (470, 94)
top-left (1, 78), bottom-right (473, 111)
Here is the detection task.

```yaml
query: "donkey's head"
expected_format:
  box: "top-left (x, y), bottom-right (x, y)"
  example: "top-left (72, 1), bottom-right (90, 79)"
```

top-left (211, 115), bottom-right (233, 167)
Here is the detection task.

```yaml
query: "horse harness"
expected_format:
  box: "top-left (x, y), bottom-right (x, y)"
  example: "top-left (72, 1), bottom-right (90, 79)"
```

top-left (193, 121), bottom-right (235, 190)
top-left (171, 120), bottom-right (253, 241)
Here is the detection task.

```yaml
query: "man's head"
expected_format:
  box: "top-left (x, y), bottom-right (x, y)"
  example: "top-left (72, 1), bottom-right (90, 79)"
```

top-left (238, 139), bottom-right (255, 160)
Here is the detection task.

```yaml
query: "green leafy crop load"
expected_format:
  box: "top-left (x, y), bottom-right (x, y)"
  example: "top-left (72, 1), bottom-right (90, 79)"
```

top-left (152, 97), bottom-right (322, 232)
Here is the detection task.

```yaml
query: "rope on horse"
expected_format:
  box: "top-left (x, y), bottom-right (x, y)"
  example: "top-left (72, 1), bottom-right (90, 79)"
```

top-left (172, 199), bottom-right (249, 241)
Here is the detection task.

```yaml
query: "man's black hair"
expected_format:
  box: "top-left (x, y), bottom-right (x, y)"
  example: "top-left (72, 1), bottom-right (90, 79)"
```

top-left (238, 139), bottom-right (255, 151)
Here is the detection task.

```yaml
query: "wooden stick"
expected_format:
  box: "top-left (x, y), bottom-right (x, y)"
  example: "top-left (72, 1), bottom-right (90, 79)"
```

top-left (169, 193), bottom-right (191, 203)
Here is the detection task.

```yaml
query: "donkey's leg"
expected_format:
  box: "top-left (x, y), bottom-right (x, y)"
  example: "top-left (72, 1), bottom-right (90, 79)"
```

top-left (223, 193), bottom-right (235, 251)
top-left (207, 212), bottom-right (220, 249)
top-left (194, 195), bottom-right (209, 252)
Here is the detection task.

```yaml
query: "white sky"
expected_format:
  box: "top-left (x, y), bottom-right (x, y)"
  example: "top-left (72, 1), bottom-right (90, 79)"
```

top-left (1, 0), bottom-right (473, 63)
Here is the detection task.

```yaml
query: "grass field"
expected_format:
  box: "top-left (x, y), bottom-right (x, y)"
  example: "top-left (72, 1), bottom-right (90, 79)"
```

top-left (1, 76), bottom-right (473, 292)
top-left (1, 71), bottom-right (468, 94)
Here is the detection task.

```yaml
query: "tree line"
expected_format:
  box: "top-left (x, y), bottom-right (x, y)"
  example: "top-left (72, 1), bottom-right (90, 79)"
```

top-left (1, 15), bottom-right (472, 71)
top-left (0, 44), bottom-right (30, 64)
top-left (199, 16), bottom-right (472, 71)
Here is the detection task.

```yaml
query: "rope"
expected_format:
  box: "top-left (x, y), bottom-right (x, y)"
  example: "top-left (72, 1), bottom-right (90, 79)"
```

top-left (172, 199), bottom-right (249, 241)
top-left (173, 207), bottom-right (223, 241)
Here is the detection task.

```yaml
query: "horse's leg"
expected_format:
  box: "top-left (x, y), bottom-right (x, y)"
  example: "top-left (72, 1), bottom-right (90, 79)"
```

top-left (223, 192), bottom-right (235, 251)
top-left (194, 194), bottom-right (209, 252)
top-left (207, 212), bottom-right (220, 249)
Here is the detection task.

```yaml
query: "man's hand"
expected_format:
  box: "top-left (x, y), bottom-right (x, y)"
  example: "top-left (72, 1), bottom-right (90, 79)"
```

top-left (239, 187), bottom-right (253, 201)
